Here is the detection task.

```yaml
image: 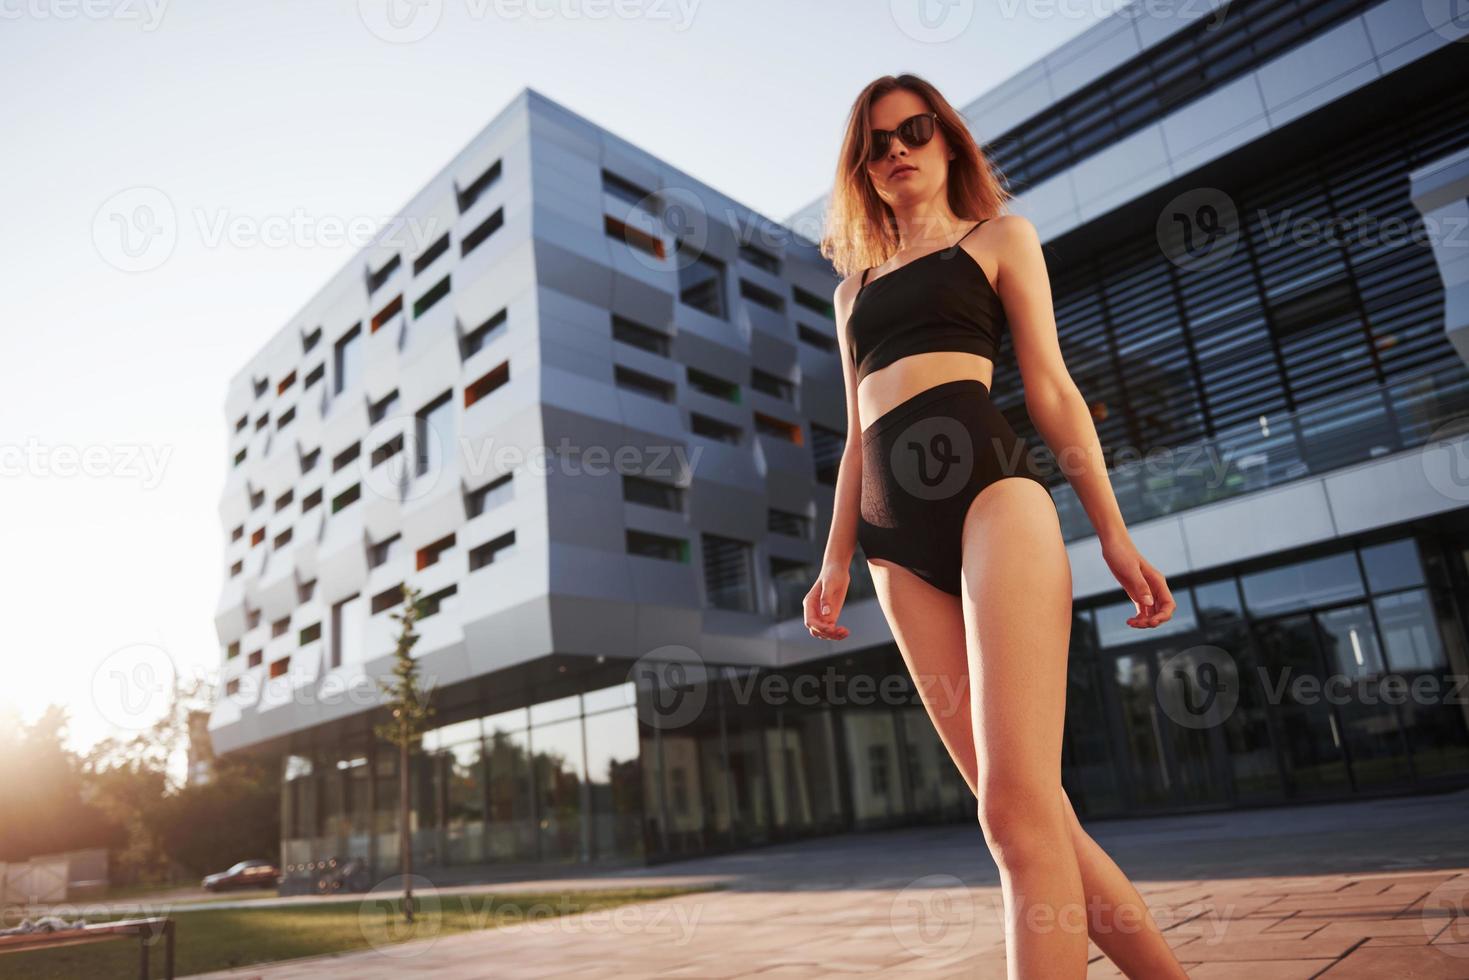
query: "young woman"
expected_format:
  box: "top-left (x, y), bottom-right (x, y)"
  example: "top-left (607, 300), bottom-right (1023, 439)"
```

top-left (803, 75), bottom-right (1188, 979)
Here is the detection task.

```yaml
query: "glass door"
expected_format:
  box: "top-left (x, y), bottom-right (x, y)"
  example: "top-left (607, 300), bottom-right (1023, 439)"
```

top-left (1105, 636), bottom-right (1235, 812)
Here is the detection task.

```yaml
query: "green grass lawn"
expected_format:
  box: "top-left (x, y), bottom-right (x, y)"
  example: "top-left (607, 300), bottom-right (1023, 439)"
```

top-left (2, 885), bottom-right (714, 978)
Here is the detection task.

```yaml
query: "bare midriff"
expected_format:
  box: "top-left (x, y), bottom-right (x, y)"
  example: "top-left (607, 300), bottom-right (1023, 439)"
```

top-left (857, 351), bottom-right (995, 434)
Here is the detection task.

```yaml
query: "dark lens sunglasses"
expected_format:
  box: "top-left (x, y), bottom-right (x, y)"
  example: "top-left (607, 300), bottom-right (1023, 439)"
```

top-left (868, 112), bottom-right (938, 162)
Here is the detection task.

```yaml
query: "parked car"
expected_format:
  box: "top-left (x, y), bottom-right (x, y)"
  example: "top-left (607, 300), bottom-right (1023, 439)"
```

top-left (201, 859), bottom-right (281, 892)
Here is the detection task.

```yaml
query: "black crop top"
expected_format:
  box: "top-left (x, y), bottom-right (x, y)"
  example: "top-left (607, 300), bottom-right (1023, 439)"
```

top-left (846, 218), bottom-right (1005, 383)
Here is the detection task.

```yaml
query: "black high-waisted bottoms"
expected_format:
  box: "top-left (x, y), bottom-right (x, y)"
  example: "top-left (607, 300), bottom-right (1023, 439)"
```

top-left (857, 379), bottom-right (1050, 597)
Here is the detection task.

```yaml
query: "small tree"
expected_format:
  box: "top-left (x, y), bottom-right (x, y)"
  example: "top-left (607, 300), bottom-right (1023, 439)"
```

top-left (373, 583), bottom-right (435, 923)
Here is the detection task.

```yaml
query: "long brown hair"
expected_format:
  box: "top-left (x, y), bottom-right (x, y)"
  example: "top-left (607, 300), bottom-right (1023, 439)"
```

top-left (820, 74), bottom-right (1014, 280)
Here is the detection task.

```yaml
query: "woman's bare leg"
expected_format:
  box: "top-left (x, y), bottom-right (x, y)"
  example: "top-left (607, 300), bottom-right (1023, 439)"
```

top-left (958, 477), bottom-right (1087, 978)
top-left (866, 494), bottom-right (1187, 978)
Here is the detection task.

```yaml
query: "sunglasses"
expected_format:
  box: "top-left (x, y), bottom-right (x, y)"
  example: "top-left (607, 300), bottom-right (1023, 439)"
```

top-left (868, 112), bottom-right (938, 162)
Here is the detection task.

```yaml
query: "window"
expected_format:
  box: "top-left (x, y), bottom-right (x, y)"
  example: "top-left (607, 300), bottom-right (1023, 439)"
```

top-left (225, 678), bottom-right (240, 696)
top-left (461, 309), bottom-right (507, 359)
top-left (271, 617), bottom-right (289, 638)
top-left (703, 533), bottom-right (755, 612)
top-left (367, 253), bottom-right (401, 293)
top-left (303, 325), bottom-right (322, 353)
top-left (250, 527), bottom-right (264, 547)
top-left (751, 368), bottom-right (794, 401)
top-left (371, 584), bottom-right (404, 614)
top-left (770, 557), bottom-right (814, 618)
top-left (304, 363), bottom-right (324, 389)
top-left (234, 414), bottom-right (247, 433)
top-left (809, 423), bottom-right (844, 485)
top-left (297, 578), bottom-right (316, 602)
top-left (333, 442), bottom-right (361, 472)
top-left (299, 622), bottom-right (321, 645)
top-left (465, 361), bottom-right (509, 408)
top-left (250, 488), bottom-right (264, 509)
top-left (301, 447), bottom-right (320, 472)
top-left (415, 391), bottom-right (454, 477)
top-left (622, 474), bottom-right (682, 511)
top-left (233, 447), bottom-right (246, 467)
top-left (371, 433), bottom-right (403, 467)
top-left (614, 365), bottom-right (674, 402)
top-left (332, 483), bottom-right (360, 513)
top-left (254, 413), bottom-right (268, 431)
top-left (252, 376), bottom-right (267, 398)
top-left (601, 169), bottom-right (659, 214)
top-left (276, 405), bottom-right (296, 429)
top-left (468, 530), bottom-right (516, 570)
top-left (677, 245), bottom-right (725, 318)
top-left (247, 650), bottom-right (262, 668)
top-left (369, 533), bottom-right (402, 568)
top-left (738, 241), bottom-right (781, 274)
top-left (626, 529), bottom-right (687, 562)
top-left (796, 322), bottom-right (836, 354)
top-left (230, 560), bottom-right (242, 577)
top-left (412, 233), bottom-right (450, 275)
top-left (334, 324), bottom-right (362, 395)
top-left (793, 285), bottom-right (833, 319)
top-left (269, 657), bottom-right (290, 679)
top-left (690, 413), bottom-right (741, 444)
top-left (688, 367), bottom-right (739, 402)
top-left (460, 207), bottom-right (503, 256)
top-left (605, 213), bottom-right (663, 259)
top-left (768, 508), bottom-right (812, 539)
top-left (755, 412), bottom-right (802, 444)
top-left (418, 533), bottom-right (456, 569)
top-left (740, 279), bottom-right (785, 313)
top-left (371, 294), bottom-right (403, 333)
top-left (414, 275), bottom-right (451, 318)
top-left (274, 489), bottom-right (293, 512)
top-left (611, 314), bottom-right (670, 356)
top-left (418, 585), bottom-right (458, 619)
top-left (227, 641), bottom-right (241, 659)
top-left (246, 608), bottom-right (261, 629)
top-left (369, 389), bottom-right (400, 423)
top-left (231, 525), bottom-right (243, 542)
top-left (455, 158), bottom-right (501, 213)
top-left (277, 370), bottom-right (296, 395)
top-left (330, 593), bottom-right (361, 669)
top-left (466, 472), bottom-right (512, 517)
top-left (273, 527), bottom-right (293, 549)
top-left (302, 488), bottom-right (322, 512)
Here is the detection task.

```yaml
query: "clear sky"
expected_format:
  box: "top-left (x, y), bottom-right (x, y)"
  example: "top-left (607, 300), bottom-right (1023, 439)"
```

top-left (0, 0), bottom-right (1109, 751)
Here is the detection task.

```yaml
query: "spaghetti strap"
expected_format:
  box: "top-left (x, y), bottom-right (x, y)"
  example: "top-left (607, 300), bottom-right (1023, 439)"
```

top-left (958, 218), bottom-right (988, 242)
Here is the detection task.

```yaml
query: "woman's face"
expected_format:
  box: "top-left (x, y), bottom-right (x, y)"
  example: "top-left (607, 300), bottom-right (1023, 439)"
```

top-left (864, 90), bottom-right (949, 209)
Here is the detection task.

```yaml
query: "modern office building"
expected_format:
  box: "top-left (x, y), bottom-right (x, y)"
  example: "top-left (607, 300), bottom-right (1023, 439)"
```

top-left (213, 0), bottom-right (1469, 875)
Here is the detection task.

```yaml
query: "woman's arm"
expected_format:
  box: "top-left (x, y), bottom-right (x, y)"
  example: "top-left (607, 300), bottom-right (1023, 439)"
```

top-left (805, 276), bottom-right (865, 640)
top-left (991, 214), bottom-right (1176, 628)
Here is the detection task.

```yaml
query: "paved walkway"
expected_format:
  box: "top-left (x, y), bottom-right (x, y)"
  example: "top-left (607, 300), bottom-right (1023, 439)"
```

top-left (190, 789), bottom-right (1469, 978)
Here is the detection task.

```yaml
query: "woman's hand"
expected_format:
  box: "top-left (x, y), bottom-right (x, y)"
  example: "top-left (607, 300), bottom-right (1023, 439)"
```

top-left (1101, 535), bottom-right (1175, 628)
top-left (804, 561), bottom-right (852, 640)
